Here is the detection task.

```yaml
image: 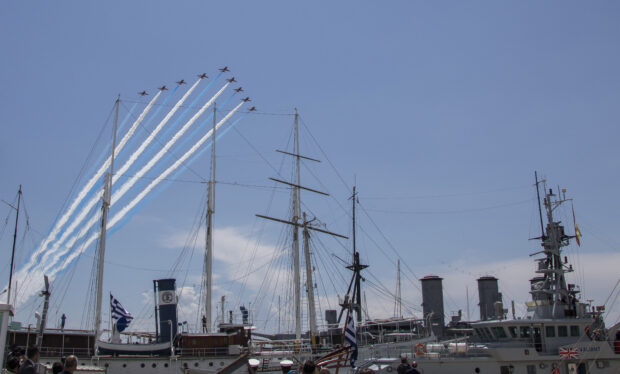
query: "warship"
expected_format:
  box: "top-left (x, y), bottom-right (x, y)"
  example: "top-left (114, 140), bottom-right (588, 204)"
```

top-left (356, 176), bottom-right (620, 374)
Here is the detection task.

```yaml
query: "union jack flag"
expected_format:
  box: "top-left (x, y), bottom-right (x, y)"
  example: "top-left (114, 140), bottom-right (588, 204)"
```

top-left (559, 347), bottom-right (579, 359)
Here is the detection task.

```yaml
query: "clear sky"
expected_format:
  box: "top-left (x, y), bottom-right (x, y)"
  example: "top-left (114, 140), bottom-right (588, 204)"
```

top-left (1, 1), bottom-right (619, 333)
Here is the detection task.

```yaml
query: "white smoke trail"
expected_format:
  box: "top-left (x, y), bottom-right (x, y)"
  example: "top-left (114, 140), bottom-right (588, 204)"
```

top-left (34, 79), bottom-right (202, 269)
top-left (22, 91), bottom-right (162, 271)
top-left (53, 101), bottom-right (245, 278)
top-left (14, 102), bottom-right (245, 307)
top-left (39, 83), bottom-right (230, 276)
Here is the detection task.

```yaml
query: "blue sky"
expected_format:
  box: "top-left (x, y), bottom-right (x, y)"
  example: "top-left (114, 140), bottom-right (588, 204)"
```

top-left (1, 1), bottom-right (619, 333)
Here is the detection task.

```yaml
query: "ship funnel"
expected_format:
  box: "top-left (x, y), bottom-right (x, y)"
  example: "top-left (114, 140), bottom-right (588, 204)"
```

top-left (154, 279), bottom-right (178, 343)
top-left (477, 276), bottom-right (502, 320)
top-left (420, 275), bottom-right (445, 337)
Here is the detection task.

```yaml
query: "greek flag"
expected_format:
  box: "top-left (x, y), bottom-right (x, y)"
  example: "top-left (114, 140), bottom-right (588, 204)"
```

top-left (110, 294), bottom-right (133, 322)
top-left (344, 310), bottom-right (357, 367)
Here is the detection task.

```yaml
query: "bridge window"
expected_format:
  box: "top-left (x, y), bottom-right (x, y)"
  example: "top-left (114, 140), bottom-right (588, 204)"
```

top-left (492, 327), bottom-right (507, 338)
top-left (508, 326), bottom-right (518, 338)
top-left (558, 326), bottom-right (568, 337)
top-left (545, 326), bottom-right (555, 337)
top-left (570, 326), bottom-right (580, 337)
top-left (520, 326), bottom-right (531, 338)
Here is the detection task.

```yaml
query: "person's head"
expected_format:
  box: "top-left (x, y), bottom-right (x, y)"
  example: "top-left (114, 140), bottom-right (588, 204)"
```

top-left (280, 360), bottom-right (293, 374)
top-left (411, 361), bottom-right (417, 368)
top-left (26, 346), bottom-right (39, 362)
top-left (52, 361), bottom-right (64, 374)
top-left (319, 368), bottom-right (331, 374)
top-left (6, 357), bottom-right (20, 372)
top-left (400, 356), bottom-right (408, 364)
top-left (64, 355), bottom-right (78, 373)
top-left (302, 360), bottom-right (316, 374)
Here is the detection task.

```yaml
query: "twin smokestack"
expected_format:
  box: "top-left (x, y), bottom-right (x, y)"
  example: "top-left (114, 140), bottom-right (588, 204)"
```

top-left (420, 275), bottom-right (503, 337)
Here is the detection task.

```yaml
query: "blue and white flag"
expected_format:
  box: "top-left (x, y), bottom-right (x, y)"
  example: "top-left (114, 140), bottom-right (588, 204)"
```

top-left (344, 310), bottom-right (357, 367)
top-left (110, 294), bottom-right (134, 331)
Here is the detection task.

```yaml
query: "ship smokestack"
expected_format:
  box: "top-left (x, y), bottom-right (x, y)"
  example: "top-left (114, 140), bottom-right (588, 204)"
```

top-left (154, 279), bottom-right (178, 343)
top-left (420, 275), bottom-right (445, 337)
top-left (477, 276), bottom-right (501, 320)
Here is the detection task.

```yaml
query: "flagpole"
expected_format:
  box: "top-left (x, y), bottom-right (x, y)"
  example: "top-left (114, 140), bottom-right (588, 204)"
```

top-left (109, 292), bottom-right (112, 341)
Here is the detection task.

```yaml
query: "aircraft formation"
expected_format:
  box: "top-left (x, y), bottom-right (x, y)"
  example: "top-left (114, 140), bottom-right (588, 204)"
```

top-left (137, 67), bottom-right (255, 110)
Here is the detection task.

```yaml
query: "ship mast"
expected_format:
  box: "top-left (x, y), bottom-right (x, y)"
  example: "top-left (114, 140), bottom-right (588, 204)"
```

top-left (95, 95), bottom-right (120, 344)
top-left (6, 185), bottom-right (22, 306)
top-left (293, 109), bottom-right (301, 341)
top-left (204, 104), bottom-right (216, 332)
top-left (531, 172), bottom-right (579, 319)
top-left (257, 109), bottom-right (347, 347)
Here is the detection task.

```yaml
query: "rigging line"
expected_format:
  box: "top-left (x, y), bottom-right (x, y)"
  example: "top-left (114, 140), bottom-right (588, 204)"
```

top-left (363, 198), bottom-right (534, 215)
top-left (358, 201), bottom-right (420, 277)
top-left (53, 102), bottom-right (117, 233)
top-left (231, 131), bottom-right (294, 309)
top-left (298, 116), bottom-right (350, 191)
top-left (362, 184), bottom-right (532, 200)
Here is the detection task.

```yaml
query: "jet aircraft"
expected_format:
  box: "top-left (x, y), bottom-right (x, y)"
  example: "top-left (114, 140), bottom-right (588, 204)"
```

top-left (176, 79), bottom-right (186, 85)
top-left (234, 87), bottom-right (244, 93)
top-left (227, 77), bottom-right (237, 83)
top-left (242, 97), bottom-right (251, 102)
top-left (138, 90), bottom-right (148, 96)
top-left (159, 85), bottom-right (168, 91)
top-left (198, 73), bottom-right (208, 79)
top-left (219, 66), bottom-right (230, 72)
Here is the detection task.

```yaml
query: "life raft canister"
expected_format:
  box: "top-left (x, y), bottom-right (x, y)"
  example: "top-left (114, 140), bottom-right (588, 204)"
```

top-left (415, 343), bottom-right (426, 355)
top-left (552, 367), bottom-right (560, 374)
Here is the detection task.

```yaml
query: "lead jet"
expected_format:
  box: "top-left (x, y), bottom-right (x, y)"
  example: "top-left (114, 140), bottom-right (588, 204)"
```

top-left (159, 85), bottom-right (168, 91)
top-left (138, 90), bottom-right (148, 96)
top-left (234, 87), bottom-right (244, 93)
top-left (198, 73), bottom-right (208, 79)
top-left (227, 77), bottom-right (237, 83)
top-left (219, 66), bottom-right (230, 72)
top-left (176, 79), bottom-right (186, 85)
top-left (242, 97), bottom-right (251, 102)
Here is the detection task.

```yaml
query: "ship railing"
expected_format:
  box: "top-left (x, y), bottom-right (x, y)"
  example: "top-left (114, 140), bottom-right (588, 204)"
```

top-left (37, 346), bottom-right (94, 358)
top-left (176, 347), bottom-right (248, 357)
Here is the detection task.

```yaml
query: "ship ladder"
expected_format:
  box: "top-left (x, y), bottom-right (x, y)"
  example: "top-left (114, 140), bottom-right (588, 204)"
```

top-left (261, 357), bottom-right (271, 371)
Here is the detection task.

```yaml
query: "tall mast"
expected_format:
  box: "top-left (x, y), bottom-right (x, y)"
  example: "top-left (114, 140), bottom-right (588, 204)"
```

top-left (205, 104), bottom-right (216, 332)
top-left (302, 213), bottom-right (318, 346)
top-left (95, 95), bottom-right (120, 343)
top-left (347, 186), bottom-right (367, 323)
top-left (394, 259), bottom-right (402, 318)
top-left (534, 171), bottom-right (545, 239)
top-left (7, 185), bottom-right (22, 306)
top-left (293, 108), bottom-right (301, 341)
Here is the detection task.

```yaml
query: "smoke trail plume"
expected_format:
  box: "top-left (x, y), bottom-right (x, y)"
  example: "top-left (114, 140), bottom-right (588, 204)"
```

top-left (52, 102), bottom-right (245, 279)
top-left (23, 91), bottom-right (162, 271)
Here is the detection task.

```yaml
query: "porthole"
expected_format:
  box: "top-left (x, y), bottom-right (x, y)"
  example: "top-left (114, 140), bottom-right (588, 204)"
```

top-left (141, 363), bottom-right (145, 368)
top-left (165, 363), bottom-right (169, 368)
top-left (220, 361), bottom-right (225, 366)
top-left (104, 363), bottom-right (109, 368)
top-left (122, 364), bottom-right (127, 368)
top-left (195, 362), bottom-right (199, 367)
top-left (475, 368), bottom-right (480, 373)
top-left (209, 362), bottom-right (214, 367)
top-left (183, 363), bottom-right (188, 368)
top-left (152, 363), bottom-right (157, 368)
